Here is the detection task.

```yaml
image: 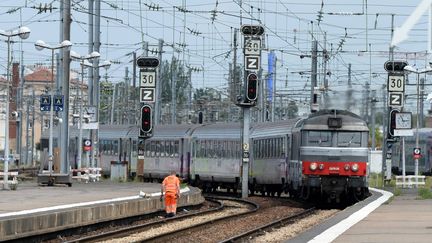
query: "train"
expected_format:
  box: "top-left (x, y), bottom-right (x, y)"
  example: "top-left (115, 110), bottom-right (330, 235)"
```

top-left (391, 128), bottom-right (432, 176)
top-left (42, 109), bottom-right (370, 204)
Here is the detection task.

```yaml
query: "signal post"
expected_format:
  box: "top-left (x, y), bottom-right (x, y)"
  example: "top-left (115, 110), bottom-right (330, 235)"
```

top-left (136, 57), bottom-right (159, 177)
top-left (238, 25), bottom-right (264, 198)
top-left (383, 60), bottom-right (412, 184)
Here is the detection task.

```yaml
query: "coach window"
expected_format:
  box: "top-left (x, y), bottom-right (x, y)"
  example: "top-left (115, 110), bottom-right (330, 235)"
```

top-left (170, 141), bottom-right (175, 157)
top-left (337, 132), bottom-right (361, 147)
top-left (132, 140), bottom-right (138, 156)
top-left (272, 139), bottom-right (276, 157)
top-left (164, 141), bottom-right (169, 157)
top-left (196, 140), bottom-right (202, 157)
top-left (154, 141), bottom-right (160, 157)
top-left (158, 141), bottom-right (164, 157)
top-left (145, 141), bottom-right (151, 157)
top-left (150, 141), bottom-right (156, 157)
top-left (230, 141), bottom-right (235, 158)
top-left (113, 140), bottom-right (119, 155)
top-left (203, 140), bottom-right (208, 157)
top-left (253, 140), bottom-right (258, 159)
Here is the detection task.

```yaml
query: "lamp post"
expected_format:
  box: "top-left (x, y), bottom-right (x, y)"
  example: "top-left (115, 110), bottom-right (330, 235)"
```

top-left (1, 26), bottom-right (30, 190)
top-left (88, 60), bottom-right (111, 168)
top-left (35, 40), bottom-right (72, 174)
top-left (403, 65), bottom-right (432, 186)
top-left (70, 51), bottom-right (100, 170)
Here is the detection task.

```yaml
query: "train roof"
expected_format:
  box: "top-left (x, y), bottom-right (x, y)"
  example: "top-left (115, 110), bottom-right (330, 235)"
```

top-left (132, 124), bottom-right (201, 140)
top-left (191, 122), bottom-right (241, 139)
top-left (251, 118), bottom-right (300, 138)
top-left (298, 109), bottom-right (369, 131)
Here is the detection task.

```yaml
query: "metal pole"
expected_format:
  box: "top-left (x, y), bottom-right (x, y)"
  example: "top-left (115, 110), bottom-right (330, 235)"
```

top-left (371, 90), bottom-right (376, 150)
top-left (3, 36), bottom-right (11, 190)
top-left (110, 85), bottom-right (115, 124)
top-left (25, 98), bottom-right (30, 166)
top-left (155, 39), bottom-right (163, 125)
top-left (381, 84), bottom-right (388, 187)
top-left (171, 56), bottom-right (176, 124)
top-left (420, 77), bottom-right (425, 128)
top-left (61, 0), bottom-right (71, 174)
top-left (31, 89), bottom-right (35, 167)
top-left (77, 63), bottom-right (84, 170)
top-left (402, 137), bottom-right (406, 186)
top-left (415, 73), bottom-right (420, 187)
top-left (241, 107), bottom-right (250, 198)
top-left (48, 49), bottom-right (54, 174)
top-left (271, 53), bottom-right (276, 122)
top-left (310, 40), bottom-right (318, 112)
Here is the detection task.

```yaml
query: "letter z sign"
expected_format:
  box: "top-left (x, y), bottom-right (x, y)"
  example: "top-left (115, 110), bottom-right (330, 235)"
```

top-left (140, 88), bottom-right (155, 103)
top-left (245, 56), bottom-right (260, 71)
top-left (389, 92), bottom-right (403, 107)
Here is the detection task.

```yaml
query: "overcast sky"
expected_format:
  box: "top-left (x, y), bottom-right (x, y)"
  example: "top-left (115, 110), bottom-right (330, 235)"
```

top-left (0, 0), bottom-right (431, 113)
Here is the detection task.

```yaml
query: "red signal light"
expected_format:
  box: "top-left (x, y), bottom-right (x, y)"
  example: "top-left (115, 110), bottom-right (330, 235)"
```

top-left (246, 73), bottom-right (258, 101)
top-left (141, 105), bottom-right (152, 133)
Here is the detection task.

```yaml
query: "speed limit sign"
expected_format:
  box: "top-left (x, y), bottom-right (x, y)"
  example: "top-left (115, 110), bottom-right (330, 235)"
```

top-left (140, 71), bottom-right (156, 88)
top-left (244, 38), bottom-right (261, 56)
top-left (387, 75), bottom-right (405, 92)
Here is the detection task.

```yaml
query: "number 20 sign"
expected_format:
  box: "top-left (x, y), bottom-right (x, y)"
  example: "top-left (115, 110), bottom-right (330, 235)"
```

top-left (387, 75), bottom-right (404, 92)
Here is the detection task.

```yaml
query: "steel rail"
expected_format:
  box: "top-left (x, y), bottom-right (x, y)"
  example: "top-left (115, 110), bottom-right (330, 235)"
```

top-left (219, 207), bottom-right (316, 243)
top-left (137, 196), bottom-right (259, 242)
top-left (64, 196), bottom-right (258, 243)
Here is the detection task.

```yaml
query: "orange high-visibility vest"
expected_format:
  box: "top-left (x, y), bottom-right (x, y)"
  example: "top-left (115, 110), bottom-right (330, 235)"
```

top-left (163, 175), bottom-right (180, 193)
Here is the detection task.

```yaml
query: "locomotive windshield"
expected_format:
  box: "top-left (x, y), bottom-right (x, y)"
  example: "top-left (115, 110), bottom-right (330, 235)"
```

top-left (337, 132), bottom-right (361, 147)
top-left (306, 131), bottom-right (332, 147)
top-left (305, 130), bottom-right (363, 147)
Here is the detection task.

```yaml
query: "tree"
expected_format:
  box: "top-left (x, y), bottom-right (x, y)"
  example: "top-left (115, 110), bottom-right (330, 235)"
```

top-left (287, 100), bottom-right (299, 118)
top-left (160, 57), bottom-right (190, 119)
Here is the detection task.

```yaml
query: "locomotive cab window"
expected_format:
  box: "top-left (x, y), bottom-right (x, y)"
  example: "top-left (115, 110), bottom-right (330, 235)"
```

top-left (337, 132), bottom-right (361, 147)
top-left (306, 131), bottom-right (332, 147)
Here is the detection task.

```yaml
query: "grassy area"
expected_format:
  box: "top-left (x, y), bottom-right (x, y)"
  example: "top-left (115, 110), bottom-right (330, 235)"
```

top-left (418, 188), bottom-right (432, 199)
top-left (417, 177), bottom-right (432, 199)
top-left (369, 173), bottom-right (396, 188)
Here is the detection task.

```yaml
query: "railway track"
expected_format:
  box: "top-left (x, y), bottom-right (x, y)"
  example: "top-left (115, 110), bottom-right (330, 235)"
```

top-left (62, 196), bottom-right (258, 243)
top-left (220, 207), bottom-right (316, 242)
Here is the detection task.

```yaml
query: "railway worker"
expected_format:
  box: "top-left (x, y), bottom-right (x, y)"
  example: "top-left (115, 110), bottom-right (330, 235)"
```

top-left (161, 170), bottom-right (181, 218)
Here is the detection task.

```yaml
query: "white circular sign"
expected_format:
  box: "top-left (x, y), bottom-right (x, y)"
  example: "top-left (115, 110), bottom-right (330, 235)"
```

top-left (413, 148), bottom-right (421, 155)
top-left (84, 140), bottom-right (92, 146)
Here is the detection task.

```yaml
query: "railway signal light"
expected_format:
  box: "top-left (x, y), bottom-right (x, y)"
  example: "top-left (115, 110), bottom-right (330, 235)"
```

top-left (136, 57), bottom-right (160, 68)
top-left (241, 25), bottom-right (265, 36)
top-left (388, 109), bottom-right (400, 139)
top-left (140, 105), bottom-right (153, 134)
top-left (246, 73), bottom-right (258, 101)
top-left (384, 60), bottom-right (408, 72)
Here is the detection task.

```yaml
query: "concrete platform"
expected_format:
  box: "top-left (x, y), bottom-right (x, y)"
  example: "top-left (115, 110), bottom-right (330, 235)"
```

top-left (0, 180), bottom-right (204, 241)
top-left (289, 188), bottom-right (432, 243)
top-left (332, 189), bottom-right (432, 243)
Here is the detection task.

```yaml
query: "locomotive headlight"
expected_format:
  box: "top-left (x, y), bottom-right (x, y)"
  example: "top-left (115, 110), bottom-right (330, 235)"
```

top-left (319, 164), bottom-right (324, 170)
top-left (351, 163), bottom-right (359, 172)
top-left (344, 164), bottom-right (350, 171)
top-left (310, 162), bottom-right (318, 171)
